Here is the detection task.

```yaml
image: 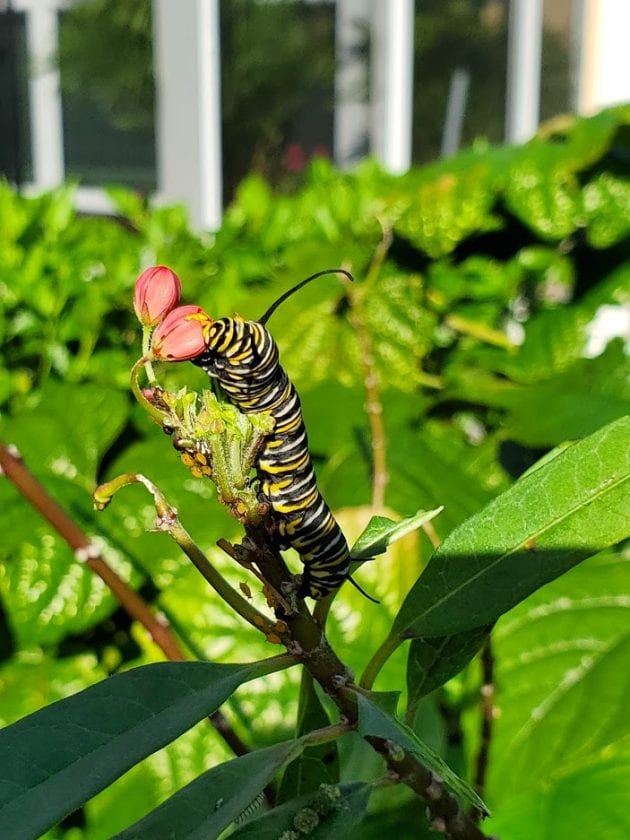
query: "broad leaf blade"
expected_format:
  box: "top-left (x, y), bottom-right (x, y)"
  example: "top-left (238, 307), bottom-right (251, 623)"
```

top-left (0, 659), bottom-right (288, 839)
top-left (350, 507), bottom-right (444, 560)
top-left (115, 740), bottom-right (303, 839)
top-left (484, 547), bottom-right (630, 803)
top-left (393, 417), bottom-right (630, 639)
top-left (355, 692), bottom-right (488, 815)
top-left (407, 625), bottom-right (491, 709)
top-left (230, 782), bottom-right (371, 839)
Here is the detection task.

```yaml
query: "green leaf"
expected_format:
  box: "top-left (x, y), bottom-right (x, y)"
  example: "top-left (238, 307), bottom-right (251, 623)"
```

top-left (355, 691), bottom-right (488, 815)
top-left (407, 625), bottom-right (490, 709)
top-left (0, 381), bottom-right (129, 486)
top-left (484, 739), bottom-right (630, 840)
top-left (583, 171), bottom-right (630, 248)
top-left (115, 740), bottom-right (303, 839)
top-left (394, 150), bottom-right (509, 257)
top-left (0, 659), bottom-right (290, 839)
top-left (483, 547), bottom-right (630, 803)
top-left (350, 507), bottom-right (444, 560)
top-left (278, 671), bottom-right (339, 803)
top-left (505, 145), bottom-right (581, 240)
top-left (393, 417), bottom-right (630, 639)
top-left (501, 341), bottom-right (630, 447)
top-left (230, 781), bottom-right (372, 840)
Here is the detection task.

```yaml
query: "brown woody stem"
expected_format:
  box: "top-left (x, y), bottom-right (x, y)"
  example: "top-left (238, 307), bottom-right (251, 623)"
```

top-left (239, 519), bottom-right (488, 839)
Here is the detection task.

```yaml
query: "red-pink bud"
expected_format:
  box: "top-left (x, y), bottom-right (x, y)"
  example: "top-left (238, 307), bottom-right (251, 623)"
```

top-left (151, 305), bottom-right (212, 361)
top-left (133, 265), bottom-right (182, 326)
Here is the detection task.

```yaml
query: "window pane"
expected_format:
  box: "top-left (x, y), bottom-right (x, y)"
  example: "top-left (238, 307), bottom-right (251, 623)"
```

top-left (0, 10), bottom-right (31, 185)
top-left (57, 4), bottom-right (156, 190)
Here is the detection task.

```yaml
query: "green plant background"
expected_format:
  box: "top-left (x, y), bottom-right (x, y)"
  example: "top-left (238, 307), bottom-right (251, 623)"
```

top-left (0, 107), bottom-right (629, 838)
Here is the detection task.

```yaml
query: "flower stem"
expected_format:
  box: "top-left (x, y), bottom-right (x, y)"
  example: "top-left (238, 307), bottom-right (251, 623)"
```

top-left (130, 357), bottom-right (164, 423)
top-left (141, 326), bottom-right (157, 384)
top-left (359, 632), bottom-right (402, 690)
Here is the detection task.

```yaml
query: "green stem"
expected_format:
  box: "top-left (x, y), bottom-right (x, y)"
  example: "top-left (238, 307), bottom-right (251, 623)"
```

top-left (170, 520), bottom-right (278, 636)
top-left (301, 721), bottom-right (353, 747)
top-left (102, 472), bottom-right (279, 638)
top-left (141, 326), bottom-right (157, 384)
top-left (359, 632), bottom-right (402, 690)
top-left (130, 358), bottom-right (164, 423)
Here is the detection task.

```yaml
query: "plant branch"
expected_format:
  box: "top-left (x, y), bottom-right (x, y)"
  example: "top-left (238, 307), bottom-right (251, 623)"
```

top-left (0, 442), bottom-right (250, 758)
top-left (95, 473), bottom-right (280, 639)
top-left (130, 357), bottom-right (163, 422)
top-left (239, 519), bottom-right (488, 839)
top-left (473, 635), bottom-right (496, 811)
top-left (346, 226), bottom-right (392, 511)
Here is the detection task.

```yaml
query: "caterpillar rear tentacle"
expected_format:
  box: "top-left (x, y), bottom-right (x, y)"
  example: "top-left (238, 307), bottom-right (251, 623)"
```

top-left (192, 314), bottom-right (352, 600)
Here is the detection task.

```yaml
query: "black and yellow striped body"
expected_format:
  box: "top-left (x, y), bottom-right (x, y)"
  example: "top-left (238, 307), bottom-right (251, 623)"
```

top-left (193, 316), bottom-right (350, 599)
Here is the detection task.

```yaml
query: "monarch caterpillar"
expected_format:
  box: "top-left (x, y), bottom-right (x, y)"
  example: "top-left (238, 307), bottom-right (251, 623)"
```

top-left (191, 270), bottom-right (367, 601)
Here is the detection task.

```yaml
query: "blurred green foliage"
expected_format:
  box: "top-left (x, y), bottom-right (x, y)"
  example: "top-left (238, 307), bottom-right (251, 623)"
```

top-left (56, 0), bottom-right (572, 195)
top-left (0, 107), bottom-right (629, 837)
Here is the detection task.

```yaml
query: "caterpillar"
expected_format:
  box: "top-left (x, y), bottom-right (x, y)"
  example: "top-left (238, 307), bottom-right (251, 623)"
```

top-left (191, 270), bottom-right (361, 600)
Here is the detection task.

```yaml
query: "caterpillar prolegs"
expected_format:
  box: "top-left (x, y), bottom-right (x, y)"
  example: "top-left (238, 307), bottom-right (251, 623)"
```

top-left (192, 271), bottom-right (355, 600)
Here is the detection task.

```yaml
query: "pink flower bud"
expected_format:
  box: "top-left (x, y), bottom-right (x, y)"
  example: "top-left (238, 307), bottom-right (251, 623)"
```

top-left (151, 305), bottom-right (212, 361)
top-left (133, 265), bottom-right (182, 326)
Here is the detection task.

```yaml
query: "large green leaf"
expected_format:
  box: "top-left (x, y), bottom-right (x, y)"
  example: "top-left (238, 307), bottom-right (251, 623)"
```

top-left (0, 659), bottom-right (290, 839)
top-left (230, 781), bottom-right (372, 839)
top-left (0, 381), bottom-right (128, 486)
top-left (356, 692), bottom-right (488, 815)
top-left (393, 417), bottom-right (630, 639)
top-left (484, 739), bottom-right (630, 840)
top-left (484, 548), bottom-right (630, 802)
top-left (115, 740), bottom-right (303, 839)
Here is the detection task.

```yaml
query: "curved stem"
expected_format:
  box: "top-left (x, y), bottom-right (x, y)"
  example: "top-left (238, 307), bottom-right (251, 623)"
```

top-left (130, 357), bottom-right (164, 423)
top-left (359, 632), bottom-right (402, 690)
top-left (96, 472), bottom-right (280, 640)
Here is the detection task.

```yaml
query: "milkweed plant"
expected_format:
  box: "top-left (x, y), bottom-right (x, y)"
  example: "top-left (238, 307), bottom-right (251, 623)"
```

top-left (1, 258), bottom-right (627, 840)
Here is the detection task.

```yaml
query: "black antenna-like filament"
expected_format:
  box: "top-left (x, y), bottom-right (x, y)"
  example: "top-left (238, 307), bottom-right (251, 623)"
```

top-left (347, 574), bottom-right (380, 604)
top-left (259, 268), bottom-right (353, 326)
